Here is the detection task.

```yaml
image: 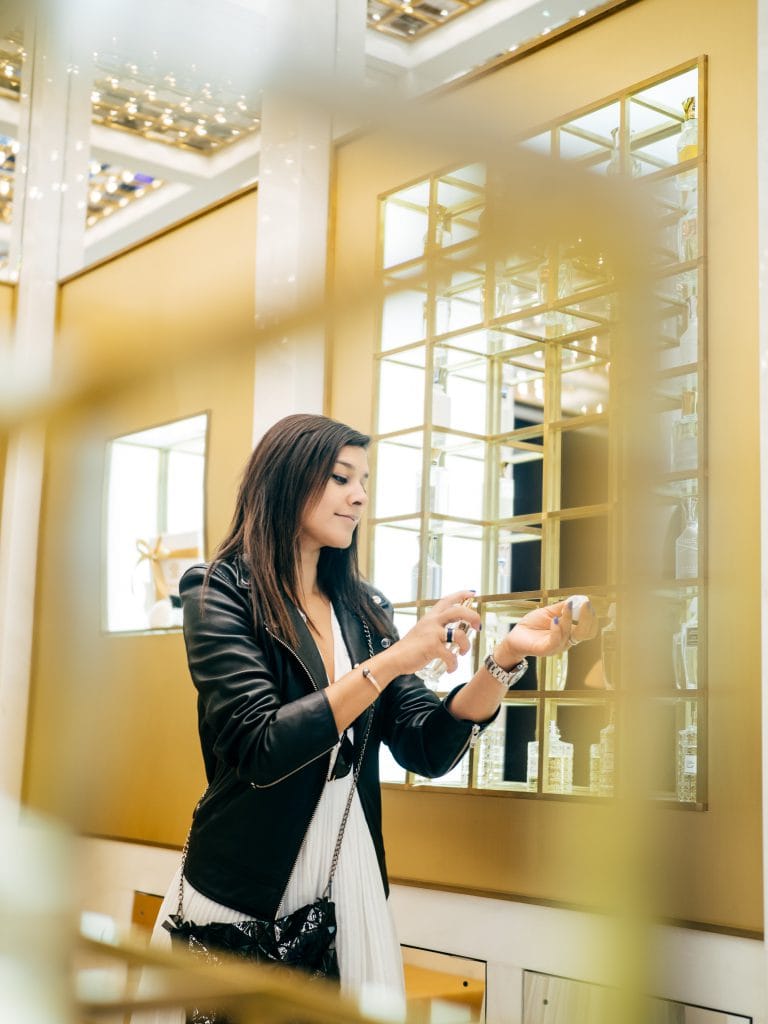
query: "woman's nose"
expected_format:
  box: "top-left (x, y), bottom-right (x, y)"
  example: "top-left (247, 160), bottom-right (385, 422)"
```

top-left (351, 482), bottom-right (368, 505)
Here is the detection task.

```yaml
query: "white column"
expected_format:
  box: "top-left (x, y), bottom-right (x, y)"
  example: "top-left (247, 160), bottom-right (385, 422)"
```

top-left (0, 9), bottom-right (91, 801)
top-left (251, 0), bottom-right (366, 442)
top-left (759, 0), bottom-right (768, 1017)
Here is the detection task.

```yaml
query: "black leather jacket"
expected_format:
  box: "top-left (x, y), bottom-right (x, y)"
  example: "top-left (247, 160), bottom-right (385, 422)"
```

top-left (178, 557), bottom-right (483, 919)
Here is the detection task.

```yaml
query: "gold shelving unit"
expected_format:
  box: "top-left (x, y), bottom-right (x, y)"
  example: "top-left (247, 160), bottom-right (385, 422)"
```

top-left (370, 58), bottom-right (707, 806)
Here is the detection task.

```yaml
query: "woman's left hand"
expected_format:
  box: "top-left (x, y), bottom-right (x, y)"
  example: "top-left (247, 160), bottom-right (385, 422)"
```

top-left (495, 597), bottom-right (598, 663)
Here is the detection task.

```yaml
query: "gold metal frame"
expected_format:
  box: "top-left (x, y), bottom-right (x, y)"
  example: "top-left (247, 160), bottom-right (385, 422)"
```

top-left (370, 56), bottom-right (708, 807)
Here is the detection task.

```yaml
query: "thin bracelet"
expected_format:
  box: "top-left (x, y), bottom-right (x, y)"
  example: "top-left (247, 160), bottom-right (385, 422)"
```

top-left (361, 666), bottom-right (381, 694)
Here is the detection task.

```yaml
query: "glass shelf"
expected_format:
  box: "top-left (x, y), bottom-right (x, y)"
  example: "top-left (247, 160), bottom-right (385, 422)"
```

top-left (373, 59), bottom-right (706, 805)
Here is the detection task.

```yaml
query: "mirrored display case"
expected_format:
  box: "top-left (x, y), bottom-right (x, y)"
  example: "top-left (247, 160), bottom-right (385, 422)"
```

top-left (370, 60), bottom-right (706, 805)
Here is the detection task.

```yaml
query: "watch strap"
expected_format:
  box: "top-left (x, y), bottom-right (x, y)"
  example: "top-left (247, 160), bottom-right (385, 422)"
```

top-left (484, 652), bottom-right (528, 689)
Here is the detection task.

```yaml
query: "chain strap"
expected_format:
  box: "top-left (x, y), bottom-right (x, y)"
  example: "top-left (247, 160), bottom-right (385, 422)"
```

top-left (324, 618), bottom-right (377, 897)
top-left (175, 619), bottom-right (379, 917)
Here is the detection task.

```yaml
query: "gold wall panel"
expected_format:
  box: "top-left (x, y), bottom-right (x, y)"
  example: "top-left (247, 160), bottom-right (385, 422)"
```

top-left (330, 0), bottom-right (759, 932)
top-left (23, 192), bottom-right (258, 846)
top-left (0, 281), bottom-right (15, 509)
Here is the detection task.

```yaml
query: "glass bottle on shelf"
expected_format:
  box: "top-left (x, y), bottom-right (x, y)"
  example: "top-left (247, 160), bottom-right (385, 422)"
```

top-left (499, 460), bottom-right (514, 518)
top-left (410, 533), bottom-right (443, 601)
top-left (432, 367), bottom-right (452, 426)
top-left (672, 596), bottom-right (699, 690)
top-left (676, 97), bottom-right (698, 192)
top-left (678, 191), bottom-right (698, 263)
top-left (476, 712), bottom-right (506, 787)
top-left (670, 389), bottom-right (698, 473)
top-left (678, 288), bottom-right (698, 366)
top-left (500, 382), bottom-right (515, 434)
top-left (599, 707), bottom-right (615, 796)
top-left (496, 274), bottom-right (514, 318)
top-left (526, 735), bottom-right (539, 791)
top-left (416, 449), bottom-right (449, 514)
top-left (589, 742), bottom-right (602, 794)
top-left (606, 126), bottom-right (621, 176)
top-left (675, 496), bottom-right (699, 580)
top-left (496, 537), bottom-right (511, 594)
top-left (606, 126), bottom-right (641, 177)
top-left (547, 719), bottom-right (574, 794)
top-left (527, 720), bottom-right (574, 794)
top-left (676, 704), bottom-right (698, 802)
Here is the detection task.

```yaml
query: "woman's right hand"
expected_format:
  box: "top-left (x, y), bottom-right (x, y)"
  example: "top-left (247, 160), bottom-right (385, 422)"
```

top-left (385, 590), bottom-right (482, 677)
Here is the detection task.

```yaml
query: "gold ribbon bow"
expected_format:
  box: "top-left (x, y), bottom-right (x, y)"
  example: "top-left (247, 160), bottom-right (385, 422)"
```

top-left (136, 538), bottom-right (199, 600)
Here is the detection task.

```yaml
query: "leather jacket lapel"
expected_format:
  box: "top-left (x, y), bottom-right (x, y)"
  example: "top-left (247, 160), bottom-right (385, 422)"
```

top-left (285, 601), bottom-right (330, 691)
top-left (234, 554), bottom-right (329, 692)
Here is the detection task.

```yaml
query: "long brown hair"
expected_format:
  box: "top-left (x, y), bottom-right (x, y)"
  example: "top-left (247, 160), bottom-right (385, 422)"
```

top-left (211, 413), bottom-right (390, 646)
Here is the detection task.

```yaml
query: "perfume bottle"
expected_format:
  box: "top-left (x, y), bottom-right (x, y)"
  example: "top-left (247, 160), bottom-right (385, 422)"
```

top-left (676, 705), bottom-right (698, 802)
top-left (526, 735), bottom-right (539, 791)
top-left (606, 126), bottom-right (621, 176)
top-left (496, 539), bottom-right (511, 595)
top-left (606, 126), bottom-right (642, 177)
top-left (500, 383), bottom-right (515, 434)
top-left (600, 603), bottom-right (617, 689)
top-left (410, 534), bottom-right (443, 602)
top-left (670, 389), bottom-right (698, 473)
top-left (589, 743), bottom-right (602, 794)
top-left (499, 460), bottom-right (514, 517)
top-left (675, 496), bottom-right (699, 581)
top-left (416, 594), bottom-right (475, 685)
top-left (416, 450), bottom-right (449, 514)
top-left (527, 722), bottom-right (574, 794)
top-left (678, 290), bottom-right (698, 366)
top-left (599, 708), bottom-right (615, 796)
top-left (678, 191), bottom-right (698, 263)
top-left (672, 596), bottom-right (699, 690)
top-left (546, 719), bottom-right (574, 795)
top-left (476, 713), bottom-right (507, 787)
top-left (496, 275), bottom-right (514, 317)
top-left (432, 367), bottom-right (452, 426)
top-left (676, 97), bottom-right (698, 192)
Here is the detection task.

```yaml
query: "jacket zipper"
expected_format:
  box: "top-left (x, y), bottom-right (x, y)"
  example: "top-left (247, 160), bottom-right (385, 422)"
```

top-left (274, 776), bottom-right (330, 915)
top-left (249, 628), bottom-right (337, 790)
top-left (444, 723), bottom-right (482, 773)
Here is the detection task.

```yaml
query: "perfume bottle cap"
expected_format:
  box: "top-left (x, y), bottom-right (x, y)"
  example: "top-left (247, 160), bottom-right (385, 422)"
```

top-left (682, 96), bottom-right (696, 120)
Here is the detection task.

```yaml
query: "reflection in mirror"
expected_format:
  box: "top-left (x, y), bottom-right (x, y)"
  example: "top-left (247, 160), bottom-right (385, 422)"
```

top-left (523, 971), bottom-right (751, 1024)
top-left (104, 413), bottom-right (207, 633)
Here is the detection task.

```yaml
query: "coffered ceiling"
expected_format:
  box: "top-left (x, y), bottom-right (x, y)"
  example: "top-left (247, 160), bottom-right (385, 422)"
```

top-left (0, 0), bottom-right (611, 273)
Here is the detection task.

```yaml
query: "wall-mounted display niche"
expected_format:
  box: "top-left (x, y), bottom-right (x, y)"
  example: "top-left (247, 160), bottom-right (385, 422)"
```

top-left (371, 60), bottom-right (706, 805)
top-left (104, 413), bottom-right (208, 633)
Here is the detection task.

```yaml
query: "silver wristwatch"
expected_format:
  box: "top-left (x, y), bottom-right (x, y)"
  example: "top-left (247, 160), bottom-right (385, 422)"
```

top-left (484, 652), bottom-right (528, 689)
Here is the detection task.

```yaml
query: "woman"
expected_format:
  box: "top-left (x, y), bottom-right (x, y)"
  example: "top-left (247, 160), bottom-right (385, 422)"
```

top-left (141, 413), bottom-right (594, 1020)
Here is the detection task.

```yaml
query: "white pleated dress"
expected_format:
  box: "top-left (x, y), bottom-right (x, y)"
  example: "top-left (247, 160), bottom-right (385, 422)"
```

top-left (133, 606), bottom-right (405, 1023)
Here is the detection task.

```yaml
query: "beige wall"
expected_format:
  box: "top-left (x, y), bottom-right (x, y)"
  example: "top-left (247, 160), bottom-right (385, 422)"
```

top-left (23, 192), bottom-right (259, 843)
top-left (330, 0), bottom-right (760, 932)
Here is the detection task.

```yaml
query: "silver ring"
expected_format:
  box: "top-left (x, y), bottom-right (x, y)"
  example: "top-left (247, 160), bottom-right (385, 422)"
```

top-left (445, 625), bottom-right (454, 644)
